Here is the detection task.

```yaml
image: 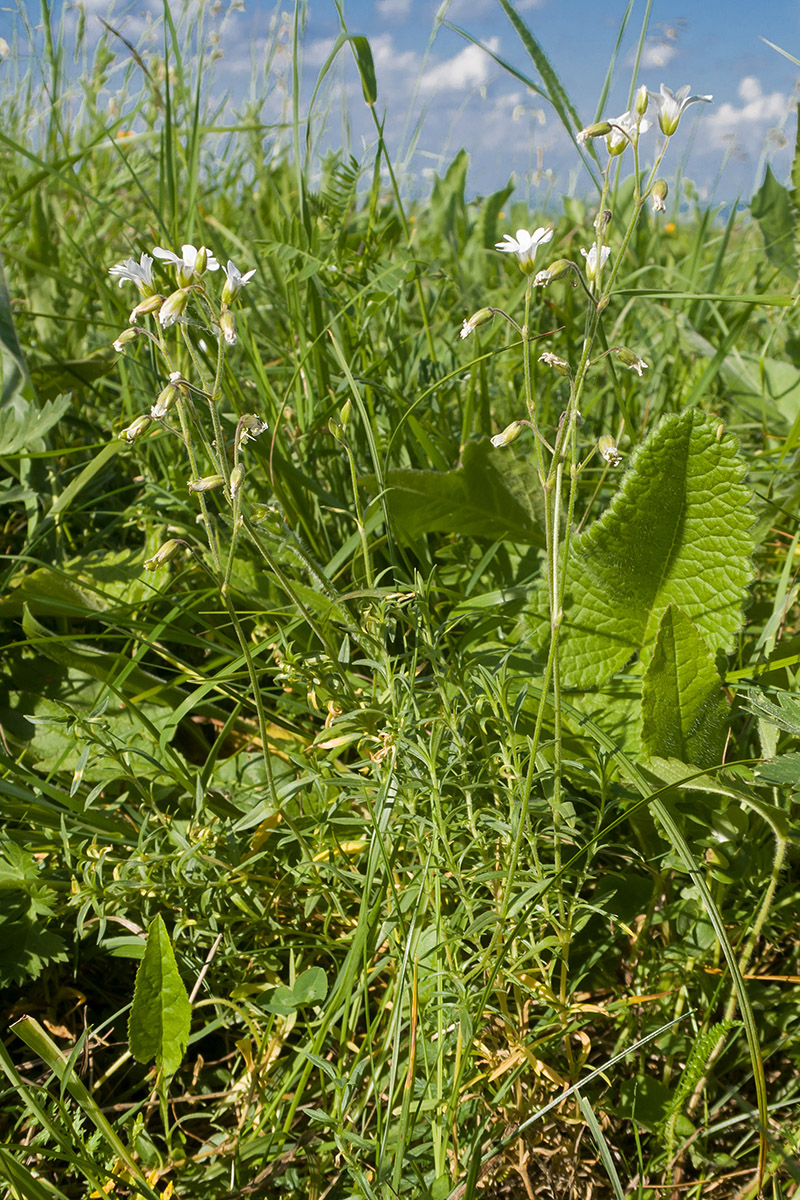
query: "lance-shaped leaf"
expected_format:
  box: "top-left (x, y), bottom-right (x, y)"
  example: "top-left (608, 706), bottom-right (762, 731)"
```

top-left (524, 408), bottom-right (753, 688)
top-left (128, 915), bottom-right (191, 1077)
top-left (641, 605), bottom-right (728, 767)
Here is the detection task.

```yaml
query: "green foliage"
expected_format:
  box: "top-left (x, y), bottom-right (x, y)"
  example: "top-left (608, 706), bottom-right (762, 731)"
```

top-left (1, 1), bottom-right (799, 1197)
top-left (525, 408), bottom-right (754, 689)
top-left (641, 604), bottom-right (729, 767)
top-left (128, 915), bottom-right (192, 1078)
top-left (378, 436), bottom-right (546, 544)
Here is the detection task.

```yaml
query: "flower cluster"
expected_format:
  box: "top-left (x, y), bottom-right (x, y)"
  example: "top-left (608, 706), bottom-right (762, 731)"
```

top-left (108, 241), bottom-right (256, 345)
top-left (576, 81), bottom-right (712, 154)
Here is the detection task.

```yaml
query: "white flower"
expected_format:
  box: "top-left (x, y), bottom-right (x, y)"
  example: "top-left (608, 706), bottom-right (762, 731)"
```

top-left (580, 244), bottom-right (611, 282)
top-left (108, 253), bottom-right (154, 295)
top-left (607, 109), bottom-right (651, 153)
top-left (221, 259), bottom-right (256, 306)
top-left (153, 243), bottom-right (220, 283)
top-left (649, 84), bottom-right (712, 136)
top-left (495, 226), bottom-right (553, 273)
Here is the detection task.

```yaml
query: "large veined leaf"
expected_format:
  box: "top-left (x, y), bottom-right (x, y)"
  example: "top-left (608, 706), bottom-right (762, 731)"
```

top-left (128, 915), bottom-right (191, 1078)
top-left (750, 164), bottom-right (797, 278)
top-left (378, 437), bottom-right (546, 545)
top-left (524, 408), bottom-right (754, 688)
top-left (641, 605), bottom-right (728, 767)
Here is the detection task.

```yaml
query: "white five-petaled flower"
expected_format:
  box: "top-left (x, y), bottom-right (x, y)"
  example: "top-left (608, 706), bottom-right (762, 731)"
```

top-left (495, 226), bottom-right (553, 273)
top-left (153, 243), bottom-right (220, 284)
top-left (607, 109), bottom-right (651, 153)
top-left (648, 84), bottom-right (712, 137)
top-left (221, 259), bottom-right (256, 306)
top-left (580, 244), bottom-right (611, 282)
top-left (108, 252), bottom-right (155, 295)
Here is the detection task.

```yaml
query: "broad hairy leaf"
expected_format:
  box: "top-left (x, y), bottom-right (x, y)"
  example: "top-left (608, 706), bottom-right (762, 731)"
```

top-left (128, 914), bottom-right (191, 1077)
top-left (750, 164), bottom-right (797, 278)
top-left (379, 437), bottom-right (546, 545)
top-left (641, 605), bottom-right (728, 767)
top-left (524, 408), bottom-right (754, 688)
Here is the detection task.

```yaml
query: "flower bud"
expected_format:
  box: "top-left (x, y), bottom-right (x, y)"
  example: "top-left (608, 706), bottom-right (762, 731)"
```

top-left (151, 372), bottom-right (185, 419)
top-left (339, 398), bottom-right (352, 428)
top-left (328, 418), bottom-right (346, 442)
top-left (611, 347), bottom-right (648, 377)
top-left (576, 121), bottom-right (612, 146)
top-left (188, 474), bottom-right (225, 493)
top-left (144, 539), bottom-right (183, 570)
top-left (120, 414), bottom-right (152, 442)
top-left (194, 246), bottom-right (209, 276)
top-left (112, 328), bottom-right (139, 353)
top-left (129, 293), bottom-right (165, 323)
top-left (533, 259), bottom-right (574, 288)
top-left (159, 288), bottom-right (190, 328)
top-left (539, 352), bottom-right (570, 376)
top-left (651, 178), bottom-right (668, 214)
top-left (230, 464), bottom-right (245, 499)
top-left (219, 309), bottom-right (237, 346)
top-left (598, 435), bottom-right (622, 466)
top-left (459, 307), bottom-right (494, 339)
top-left (490, 420), bottom-right (525, 448)
top-left (634, 84), bottom-right (649, 116)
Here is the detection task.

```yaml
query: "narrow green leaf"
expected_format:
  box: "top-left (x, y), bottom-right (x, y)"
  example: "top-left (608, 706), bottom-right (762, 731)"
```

top-left (128, 914), bottom-right (191, 1077)
top-left (525, 409), bottom-right (754, 688)
top-left (350, 35), bottom-right (377, 106)
top-left (641, 605), bottom-right (729, 767)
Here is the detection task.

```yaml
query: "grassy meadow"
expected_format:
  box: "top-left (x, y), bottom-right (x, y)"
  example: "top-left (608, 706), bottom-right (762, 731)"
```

top-left (2, 2), bottom-right (800, 1197)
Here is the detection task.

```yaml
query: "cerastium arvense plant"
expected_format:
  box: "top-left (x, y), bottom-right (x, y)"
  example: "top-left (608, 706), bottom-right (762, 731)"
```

top-left (108, 243), bottom-right (295, 818)
top-left (459, 81), bottom-right (771, 1187)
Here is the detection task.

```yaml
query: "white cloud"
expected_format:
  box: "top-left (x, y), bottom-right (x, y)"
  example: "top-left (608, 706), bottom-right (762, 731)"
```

top-left (419, 37), bottom-right (499, 93)
top-left (376, 0), bottom-right (412, 20)
top-left (639, 38), bottom-right (678, 70)
top-left (705, 76), bottom-right (789, 143)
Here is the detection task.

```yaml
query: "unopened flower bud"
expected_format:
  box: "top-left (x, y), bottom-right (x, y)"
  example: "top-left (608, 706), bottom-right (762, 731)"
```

top-left (598, 435), bottom-right (622, 466)
top-left (219, 309), bottom-right (237, 345)
top-left (129, 293), bottom-right (165, 323)
top-left (635, 84), bottom-right (649, 116)
top-left (339, 398), bottom-right (352, 428)
top-left (490, 420), bottom-right (525, 448)
top-left (612, 347), bottom-right (649, 377)
top-left (112, 328), bottom-right (139, 353)
top-left (576, 121), bottom-right (612, 146)
top-left (459, 307), bottom-right (494, 339)
top-left (188, 474), bottom-right (225, 493)
top-left (230, 464), bottom-right (245, 499)
top-left (533, 259), bottom-right (574, 288)
top-left (151, 372), bottom-right (185, 419)
top-left (120, 414), bottom-right (152, 442)
top-left (328, 418), bottom-right (346, 442)
top-left (144, 539), bottom-right (184, 570)
top-left (651, 178), bottom-right (668, 213)
top-left (594, 208), bottom-right (612, 234)
top-left (159, 288), bottom-right (190, 328)
top-left (194, 246), bottom-right (209, 276)
top-left (539, 352), bottom-right (570, 375)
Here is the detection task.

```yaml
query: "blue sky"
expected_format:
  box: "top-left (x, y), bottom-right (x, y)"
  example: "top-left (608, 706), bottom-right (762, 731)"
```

top-left (9, 0), bottom-right (800, 205)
